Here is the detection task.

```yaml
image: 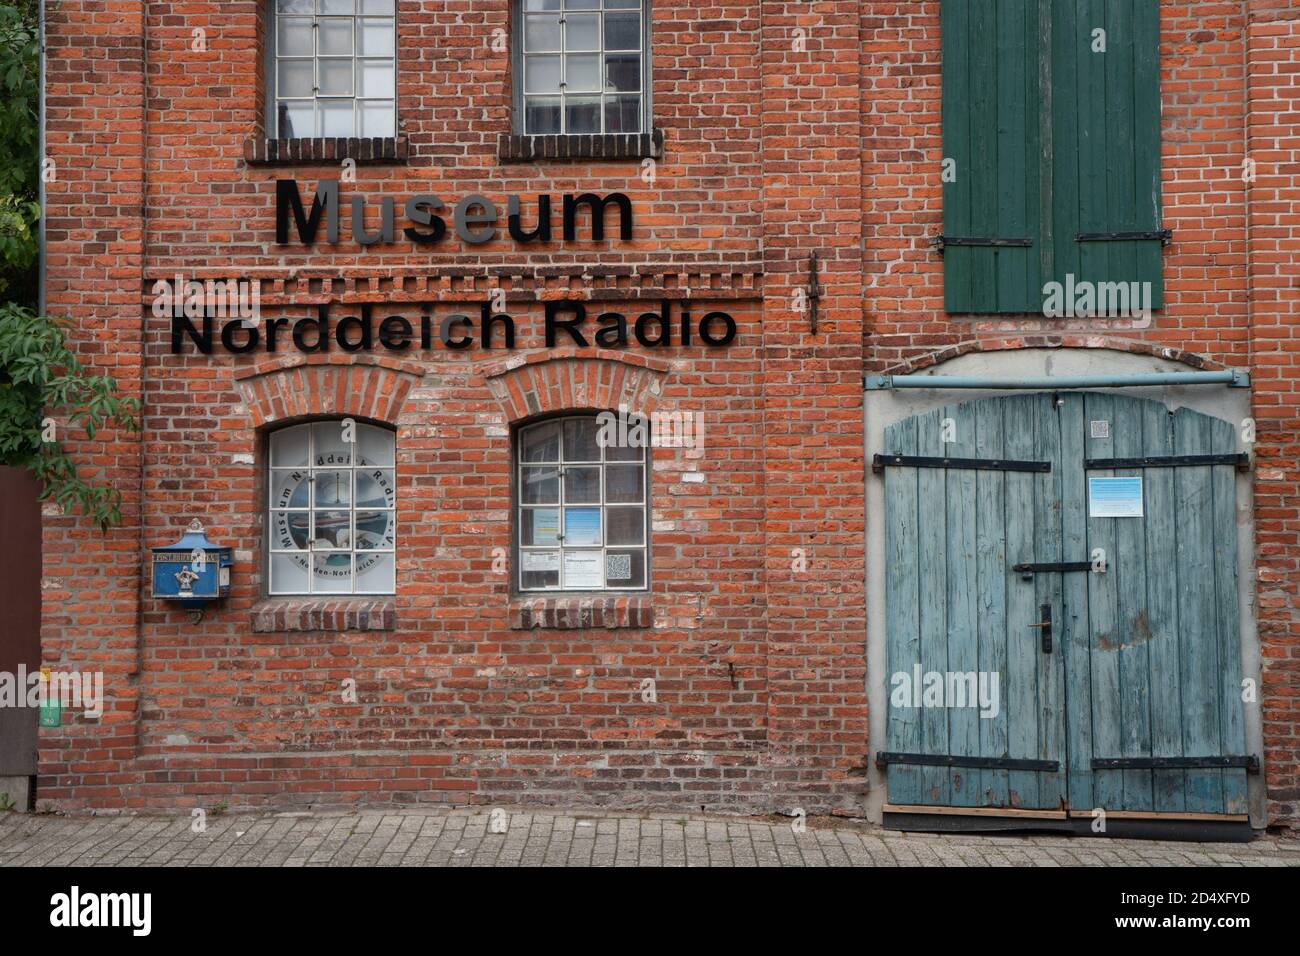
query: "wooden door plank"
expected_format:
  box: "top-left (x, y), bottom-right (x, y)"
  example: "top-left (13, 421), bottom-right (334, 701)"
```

top-left (1005, 395), bottom-right (1042, 807)
top-left (1104, 396), bottom-right (1154, 810)
top-left (1058, 393), bottom-right (1092, 810)
top-left (1084, 393), bottom-right (1124, 810)
top-left (1141, 400), bottom-right (1186, 812)
top-left (947, 402), bottom-right (981, 806)
top-left (1209, 414), bottom-right (1249, 815)
top-left (1173, 408), bottom-right (1225, 814)
top-left (1038, 393), bottom-right (1071, 810)
top-left (918, 408), bottom-right (953, 806)
top-left (885, 415), bottom-right (923, 806)
top-left (976, 398), bottom-right (1011, 806)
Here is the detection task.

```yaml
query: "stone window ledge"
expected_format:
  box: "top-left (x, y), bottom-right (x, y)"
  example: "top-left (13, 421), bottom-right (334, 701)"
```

top-left (251, 597), bottom-right (396, 633)
top-left (244, 136), bottom-right (408, 166)
top-left (510, 596), bottom-right (653, 630)
top-left (498, 129), bottom-right (664, 163)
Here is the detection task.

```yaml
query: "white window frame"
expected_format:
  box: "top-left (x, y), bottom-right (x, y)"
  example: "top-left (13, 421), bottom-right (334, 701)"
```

top-left (268, 0), bottom-right (397, 139)
top-left (513, 0), bottom-right (652, 136)
top-left (267, 421), bottom-right (397, 596)
top-left (515, 415), bottom-right (650, 592)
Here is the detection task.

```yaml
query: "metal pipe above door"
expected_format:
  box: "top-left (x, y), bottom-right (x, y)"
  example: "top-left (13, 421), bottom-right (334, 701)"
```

top-left (864, 370), bottom-right (1251, 391)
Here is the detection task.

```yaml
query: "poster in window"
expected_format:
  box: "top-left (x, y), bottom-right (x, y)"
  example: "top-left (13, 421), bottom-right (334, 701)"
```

top-left (529, 507), bottom-right (560, 547)
top-left (522, 550), bottom-right (560, 573)
top-left (563, 551), bottom-right (603, 589)
top-left (564, 507), bottom-right (602, 546)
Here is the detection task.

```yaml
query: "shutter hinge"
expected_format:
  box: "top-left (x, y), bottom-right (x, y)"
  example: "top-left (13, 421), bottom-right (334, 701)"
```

top-left (1075, 229), bottom-right (1173, 246)
top-left (932, 235), bottom-right (1034, 255)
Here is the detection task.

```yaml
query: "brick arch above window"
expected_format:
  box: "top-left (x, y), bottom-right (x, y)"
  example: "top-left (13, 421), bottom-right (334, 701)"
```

top-left (481, 351), bottom-right (670, 423)
top-left (234, 355), bottom-right (424, 429)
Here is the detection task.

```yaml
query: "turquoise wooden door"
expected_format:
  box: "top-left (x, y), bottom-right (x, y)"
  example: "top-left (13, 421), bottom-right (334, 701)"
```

top-left (880, 393), bottom-right (1250, 816)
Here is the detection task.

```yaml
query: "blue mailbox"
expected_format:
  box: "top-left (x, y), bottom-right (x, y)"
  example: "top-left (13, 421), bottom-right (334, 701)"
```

top-left (151, 519), bottom-right (233, 607)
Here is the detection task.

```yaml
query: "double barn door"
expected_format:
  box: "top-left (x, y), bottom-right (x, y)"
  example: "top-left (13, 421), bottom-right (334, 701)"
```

top-left (881, 393), bottom-right (1250, 817)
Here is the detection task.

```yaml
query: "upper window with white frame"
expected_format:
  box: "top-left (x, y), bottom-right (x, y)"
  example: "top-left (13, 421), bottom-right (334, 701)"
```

top-left (270, 0), bottom-right (396, 139)
top-left (515, 0), bottom-right (649, 136)
top-left (268, 421), bottom-right (397, 596)
top-left (516, 415), bottom-right (648, 592)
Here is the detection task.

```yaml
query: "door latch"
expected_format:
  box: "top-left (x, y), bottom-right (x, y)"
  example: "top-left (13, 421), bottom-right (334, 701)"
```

top-left (1028, 604), bottom-right (1052, 653)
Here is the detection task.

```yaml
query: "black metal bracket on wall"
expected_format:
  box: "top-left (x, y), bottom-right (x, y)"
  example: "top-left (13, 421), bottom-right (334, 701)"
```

top-left (806, 251), bottom-right (822, 335)
top-left (872, 454), bottom-right (1051, 475)
top-left (875, 752), bottom-right (1060, 773)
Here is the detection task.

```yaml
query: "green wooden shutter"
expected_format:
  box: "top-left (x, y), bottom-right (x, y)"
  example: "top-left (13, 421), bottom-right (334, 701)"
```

top-left (1051, 0), bottom-right (1164, 309)
top-left (941, 0), bottom-right (1163, 314)
top-left (941, 0), bottom-right (1042, 313)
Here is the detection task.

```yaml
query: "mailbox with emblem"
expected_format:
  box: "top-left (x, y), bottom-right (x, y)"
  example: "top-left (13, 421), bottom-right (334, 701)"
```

top-left (151, 519), bottom-right (233, 607)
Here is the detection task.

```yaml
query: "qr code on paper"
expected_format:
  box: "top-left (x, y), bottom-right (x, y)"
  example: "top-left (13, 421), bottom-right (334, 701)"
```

top-left (605, 553), bottom-right (632, 581)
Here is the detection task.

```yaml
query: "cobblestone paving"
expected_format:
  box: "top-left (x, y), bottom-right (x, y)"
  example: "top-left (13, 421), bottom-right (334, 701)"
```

top-left (1, 808), bottom-right (1298, 867)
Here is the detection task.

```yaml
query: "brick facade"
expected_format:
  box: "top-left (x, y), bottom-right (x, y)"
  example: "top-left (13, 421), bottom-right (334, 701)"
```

top-left (35, 1), bottom-right (1299, 826)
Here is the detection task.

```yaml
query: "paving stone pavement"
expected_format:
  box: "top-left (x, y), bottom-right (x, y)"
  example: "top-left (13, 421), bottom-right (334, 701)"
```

top-left (1, 808), bottom-right (1298, 867)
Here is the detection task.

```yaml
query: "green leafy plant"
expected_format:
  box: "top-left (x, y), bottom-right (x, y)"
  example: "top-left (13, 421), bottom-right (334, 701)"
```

top-left (0, 4), bottom-right (139, 529)
top-left (0, 303), bottom-right (140, 528)
top-left (0, 792), bottom-right (15, 812)
top-left (0, 1), bottom-right (40, 306)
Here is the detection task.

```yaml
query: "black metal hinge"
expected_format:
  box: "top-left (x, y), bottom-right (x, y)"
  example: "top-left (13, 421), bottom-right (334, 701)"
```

top-left (806, 251), bottom-right (823, 335)
top-left (1092, 755), bottom-right (1260, 774)
top-left (1075, 229), bottom-right (1174, 245)
top-left (873, 454), bottom-right (1051, 474)
top-left (932, 235), bottom-right (1033, 255)
top-left (1085, 453), bottom-right (1250, 472)
top-left (876, 752), bottom-right (1060, 773)
top-left (1013, 561), bottom-right (1094, 580)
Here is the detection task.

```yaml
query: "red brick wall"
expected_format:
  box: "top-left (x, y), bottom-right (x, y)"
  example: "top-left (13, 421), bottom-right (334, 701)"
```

top-left (1245, 0), bottom-right (1300, 829)
top-left (37, 0), bottom-right (1298, 824)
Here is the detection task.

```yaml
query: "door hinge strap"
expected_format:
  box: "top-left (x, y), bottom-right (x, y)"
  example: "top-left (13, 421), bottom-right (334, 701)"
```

top-left (932, 235), bottom-right (1034, 254)
top-left (1075, 229), bottom-right (1173, 245)
top-left (1085, 453), bottom-right (1250, 472)
top-left (873, 454), bottom-right (1051, 475)
top-left (1092, 756), bottom-right (1260, 774)
top-left (875, 752), bottom-right (1060, 773)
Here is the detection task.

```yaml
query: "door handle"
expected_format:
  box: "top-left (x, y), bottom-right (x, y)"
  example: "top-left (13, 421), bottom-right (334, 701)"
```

top-left (1027, 604), bottom-right (1052, 653)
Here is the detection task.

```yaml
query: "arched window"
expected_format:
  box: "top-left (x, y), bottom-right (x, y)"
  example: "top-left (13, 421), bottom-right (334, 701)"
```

top-left (267, 420), bottom-right (396, 595)
top-left (516, 414), bottom-right (648, 592)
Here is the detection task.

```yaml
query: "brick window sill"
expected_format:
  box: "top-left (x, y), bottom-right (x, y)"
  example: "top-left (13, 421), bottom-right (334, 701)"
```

top-left (250, 597), bottom-right (397, 633)
top-left (498, 129), bottom-right (664, 164)
top-left (244, 136), bottom-right (408, 166)
top-left (510, 596), bottom-right (653, 630)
